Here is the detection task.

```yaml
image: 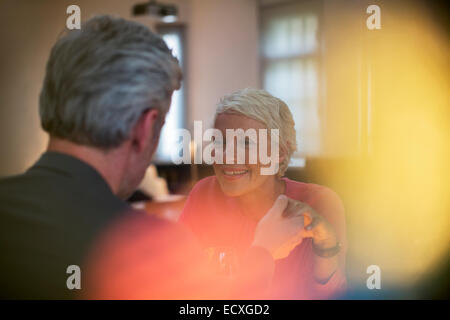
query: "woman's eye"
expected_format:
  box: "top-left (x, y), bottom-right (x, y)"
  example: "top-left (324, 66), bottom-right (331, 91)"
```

top-left (245, 139), bottom-right (256, 146)
top-left (233, 139), bottom-right (255, 148)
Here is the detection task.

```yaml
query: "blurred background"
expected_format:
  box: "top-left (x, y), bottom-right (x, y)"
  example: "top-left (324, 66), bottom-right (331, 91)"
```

top-left (0, 0), bottom-right (448, 299)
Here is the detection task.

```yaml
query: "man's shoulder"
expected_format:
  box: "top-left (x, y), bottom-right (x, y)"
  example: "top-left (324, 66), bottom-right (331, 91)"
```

top-left (0, 171), bottom-right (33, 191)
top-left (0, 165), bottom-right (67, 197)
top-left (0, 164), bottom-right (130, 250)
top-left (0, 171), bottom-right (44, 211)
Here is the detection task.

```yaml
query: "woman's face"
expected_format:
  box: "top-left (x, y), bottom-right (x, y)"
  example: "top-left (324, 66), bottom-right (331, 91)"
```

top-left (213, 113), bottom-right (279, 197)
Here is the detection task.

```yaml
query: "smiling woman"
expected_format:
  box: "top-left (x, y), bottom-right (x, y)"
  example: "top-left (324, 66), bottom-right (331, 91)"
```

top-left (179, 88), bottom-right (348, 299)
top-left (213, 112), bottom-right (282, 197)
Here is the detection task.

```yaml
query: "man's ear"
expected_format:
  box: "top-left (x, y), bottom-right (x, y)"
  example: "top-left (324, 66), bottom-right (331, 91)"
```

top-left (131, 109), bottom-right (159, 153)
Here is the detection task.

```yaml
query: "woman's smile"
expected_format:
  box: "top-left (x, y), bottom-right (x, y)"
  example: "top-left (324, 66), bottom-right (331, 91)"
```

top-left (221, 167), bottom-right (250, 180)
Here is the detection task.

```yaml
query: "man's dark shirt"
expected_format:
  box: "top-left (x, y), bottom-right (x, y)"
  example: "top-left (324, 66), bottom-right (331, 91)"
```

top-left (0, 151), bottom-right (129, 299)
top-left (0, 151), bottom-right (278, 299)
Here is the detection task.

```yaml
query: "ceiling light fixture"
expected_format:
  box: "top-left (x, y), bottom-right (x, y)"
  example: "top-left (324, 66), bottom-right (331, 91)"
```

top-left (132, 0), bottom-right (178, 23)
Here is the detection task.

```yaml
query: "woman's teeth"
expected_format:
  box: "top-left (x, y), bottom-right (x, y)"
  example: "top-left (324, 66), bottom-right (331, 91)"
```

top-left (223, 170), bottom-right (248, 176)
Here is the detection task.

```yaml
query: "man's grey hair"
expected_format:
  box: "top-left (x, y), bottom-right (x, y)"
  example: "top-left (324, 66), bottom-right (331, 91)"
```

top-left (39, 15), bottom-right (182, 149)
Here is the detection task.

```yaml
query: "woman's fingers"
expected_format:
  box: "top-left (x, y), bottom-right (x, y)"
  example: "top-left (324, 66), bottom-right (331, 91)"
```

top-left (305, 215), bottom-right (321, 230)
top-left (264, 195), bottom-right (289, 220)
top-left (283, 199), bottom-right (310, 218)
top-left (281, 199), bottom-right (323, 233)
top-left (282, 199), bottom-right (302, 218)
top-left (282, 200), bottom-right (337, 247)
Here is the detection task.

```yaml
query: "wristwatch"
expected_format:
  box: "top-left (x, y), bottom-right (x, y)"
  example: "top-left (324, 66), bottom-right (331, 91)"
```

top-left (312, 240), bottom-right (341, 258)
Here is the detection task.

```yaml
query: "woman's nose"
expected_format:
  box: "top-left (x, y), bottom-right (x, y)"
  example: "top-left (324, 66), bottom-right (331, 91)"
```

top-left (223, 142), bottom-right (237, 164)
top-left (223, 141), bottom-right (242, 164)
top-left (223, 140), bottom-right (249, 164)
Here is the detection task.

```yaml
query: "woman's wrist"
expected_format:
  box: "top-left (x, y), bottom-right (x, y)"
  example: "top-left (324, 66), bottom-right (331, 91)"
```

top-left (312, 236), bottom-right (341, 258)
top-left (313, 235), bottom-right (337, 250)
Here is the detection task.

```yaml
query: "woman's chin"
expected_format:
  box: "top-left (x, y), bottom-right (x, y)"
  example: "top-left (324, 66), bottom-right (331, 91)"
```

top-left (217, 178), bottom-right (249, 197)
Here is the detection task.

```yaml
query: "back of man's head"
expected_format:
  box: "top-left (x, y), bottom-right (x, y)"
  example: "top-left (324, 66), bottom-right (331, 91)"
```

top-left (39, 15), bottom-right (182, 149)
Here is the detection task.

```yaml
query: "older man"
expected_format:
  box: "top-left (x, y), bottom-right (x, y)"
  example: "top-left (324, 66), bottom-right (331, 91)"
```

top-left (0, 16), bottom-right (304, 299)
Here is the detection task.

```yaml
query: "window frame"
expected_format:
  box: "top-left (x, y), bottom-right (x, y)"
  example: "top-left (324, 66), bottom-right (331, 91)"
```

top-left (259, 0), bottom-right (325, 164)
top-left (153, 23), bottom-right (188, 164)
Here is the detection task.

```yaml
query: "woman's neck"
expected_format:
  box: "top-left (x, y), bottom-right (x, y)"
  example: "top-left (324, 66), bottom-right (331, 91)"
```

top-left (236, 177), bottom-right (286, 222)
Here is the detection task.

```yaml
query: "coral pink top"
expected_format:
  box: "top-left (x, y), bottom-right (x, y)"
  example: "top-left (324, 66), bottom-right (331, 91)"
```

top-left (179, 176), bottom-right (347, 299)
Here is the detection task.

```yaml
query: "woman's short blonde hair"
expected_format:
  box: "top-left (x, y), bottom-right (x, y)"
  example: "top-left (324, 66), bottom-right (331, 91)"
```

top-left (215, 88), bottom-right (297, 176)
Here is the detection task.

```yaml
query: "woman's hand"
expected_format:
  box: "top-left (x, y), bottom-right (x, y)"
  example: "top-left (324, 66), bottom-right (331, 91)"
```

top-left (284, 199), bottom-right (338, 250)
top-left (285, 198), bottom-right (340, 284)
top-left (251, 195), bottom-right (306, 260)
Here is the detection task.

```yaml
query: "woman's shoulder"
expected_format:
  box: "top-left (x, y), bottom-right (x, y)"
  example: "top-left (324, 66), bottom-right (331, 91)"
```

top-left (283, 178), bottom-right (345, 238)
top-left (190, 176), bottom-right (218, 193)
top-left (185, 176), bottom-right (223, 204)
top-left (283, 177), bottom-right (344, 210)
